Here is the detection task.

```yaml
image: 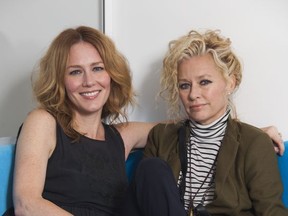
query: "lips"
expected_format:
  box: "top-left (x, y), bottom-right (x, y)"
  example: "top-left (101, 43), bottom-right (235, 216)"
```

top-left (190, 104), bottom-right (205, 111)
top-left (191, 104), bottom-right (203, 108)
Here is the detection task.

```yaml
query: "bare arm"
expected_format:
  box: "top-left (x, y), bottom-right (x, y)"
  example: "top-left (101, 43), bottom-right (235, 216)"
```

top-left (115, 122), bottom-right (157, 159)
top-left (261, 126), bottom-right (284, 156)
top-left (13, 109), bottom-right (72, 216)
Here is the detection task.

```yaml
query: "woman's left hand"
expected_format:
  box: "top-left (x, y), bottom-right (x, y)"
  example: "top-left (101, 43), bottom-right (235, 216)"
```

top-left (261, 126), bottom-right (284, 156)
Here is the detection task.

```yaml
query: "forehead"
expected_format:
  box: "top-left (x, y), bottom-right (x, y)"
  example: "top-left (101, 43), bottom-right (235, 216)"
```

top-left (178, 54), bottom-right (222, 78)
top-left (68, 42), bottom-right (102, 62)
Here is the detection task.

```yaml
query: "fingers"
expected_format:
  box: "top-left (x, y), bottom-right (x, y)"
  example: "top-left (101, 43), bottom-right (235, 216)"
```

top-left (261, 126), bottom-right (285, 156)
top-left (275, 141), bottom-right (285, 156)
top-left (274, 146), bottom-right (280, 154)
top-left (273, 132), bottom-right (285, 156)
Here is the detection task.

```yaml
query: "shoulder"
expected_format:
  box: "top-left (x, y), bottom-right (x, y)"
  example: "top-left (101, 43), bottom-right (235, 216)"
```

top-left (18, 108), bottom-right (57, 154)
top-left (147, 122), bottom-right (183, 147)
top-left (22, 108), bottom-right (56, 133)
top-left (232, 119), bottom-right (270, 140)
top-left (25, 108), bottom-right (55, 122)
top-left (144, 122), bottom-right (184, 160)
top-left (150, 122), bottom-right (182, 136)
top-left (104, 123), bottom-right (123, 139)
top-left (228, 119), bottom-right (273, 149)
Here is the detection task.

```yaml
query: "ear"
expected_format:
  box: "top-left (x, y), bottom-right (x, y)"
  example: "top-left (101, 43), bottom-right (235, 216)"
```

top-left (226, 74), bottom-right (236, 93)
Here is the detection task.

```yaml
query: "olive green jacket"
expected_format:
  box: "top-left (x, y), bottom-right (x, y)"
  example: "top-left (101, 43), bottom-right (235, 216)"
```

top-left (144, 117), bottom-right (288, 216)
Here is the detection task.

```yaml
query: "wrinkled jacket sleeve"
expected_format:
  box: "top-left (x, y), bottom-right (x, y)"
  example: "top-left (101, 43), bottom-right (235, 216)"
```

top-left (143, 123), bottom-right (163, 158)
top-left (244, 132), bottom-right (288, 215)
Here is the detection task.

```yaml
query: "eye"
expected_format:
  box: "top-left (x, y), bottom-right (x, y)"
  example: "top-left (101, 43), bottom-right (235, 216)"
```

top-left (200, 79), bottom-right (212, 85)
top-left (93, 66), bottom-right (105, 72)
top-left (178, 82), bottom-right (191, 90)
top-left (69, 69), bottom-right (81, 75)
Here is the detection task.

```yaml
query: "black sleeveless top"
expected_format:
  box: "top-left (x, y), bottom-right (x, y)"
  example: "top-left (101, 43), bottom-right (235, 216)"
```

top-left (42, 123), bottom-right (128, 216)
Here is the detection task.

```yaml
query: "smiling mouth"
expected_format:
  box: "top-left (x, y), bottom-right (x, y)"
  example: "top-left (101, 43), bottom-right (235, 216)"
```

top-left (80, 90), bottom-right (100, 97)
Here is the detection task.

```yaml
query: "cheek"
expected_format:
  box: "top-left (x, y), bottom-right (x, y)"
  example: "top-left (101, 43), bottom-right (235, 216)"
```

top-left (64, 78), bottom-right (78, 94)
top-left (211, 88), bottom-right (228, 106)
top-left (103, 74), bottom-right (111, 87)
top-left (178, 91), bottom-right (188, 105)
top-left (101, 72), bottom-right (112, 90)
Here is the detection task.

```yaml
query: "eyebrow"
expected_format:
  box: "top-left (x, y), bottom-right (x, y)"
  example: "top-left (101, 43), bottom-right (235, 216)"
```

top-left (178, 74), bottom-right (212, 81)
top-left (198, 74), bottom-right (213, 79)
top-left (66, 61), bottom-right (104, 69)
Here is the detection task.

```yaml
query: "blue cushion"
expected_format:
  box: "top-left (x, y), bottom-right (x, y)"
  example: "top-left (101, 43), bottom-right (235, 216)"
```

top-left (278, 140), bottom-right (288, 208)
top-left (125, 148), bottom-right (143, 183)
top-left (0, 137), bottom-right (16, 215)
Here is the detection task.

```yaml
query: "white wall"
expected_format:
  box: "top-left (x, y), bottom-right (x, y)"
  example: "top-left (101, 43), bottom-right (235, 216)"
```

top-left (0, 0), bottom-right (103, 137)
top-left (105, 0), bottom-right (288, 140)
top-left (1, 0), bottom-right (288, 141)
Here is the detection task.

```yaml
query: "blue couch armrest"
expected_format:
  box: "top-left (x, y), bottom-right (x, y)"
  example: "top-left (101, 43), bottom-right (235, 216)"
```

top-left (278, 140), bottom-right (288, 208)
top-left (0, 137), bottom-right (16, 215)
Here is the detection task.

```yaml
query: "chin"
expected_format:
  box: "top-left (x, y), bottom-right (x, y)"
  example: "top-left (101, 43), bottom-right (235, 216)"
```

top-left (189, 116), bottom-right (208, 125)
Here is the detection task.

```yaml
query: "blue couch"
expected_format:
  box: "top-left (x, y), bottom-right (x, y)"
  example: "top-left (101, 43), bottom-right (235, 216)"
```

top-left (278, 141), bottom-right (288, 207)
top-left (0, 137), bottom-right (16, 215)
top-left (0, 139), bottom-right (287, 214)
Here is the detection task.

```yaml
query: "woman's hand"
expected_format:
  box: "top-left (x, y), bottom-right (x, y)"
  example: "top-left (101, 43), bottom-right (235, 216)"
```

top-left (261, 126), bottom-right (284, 156)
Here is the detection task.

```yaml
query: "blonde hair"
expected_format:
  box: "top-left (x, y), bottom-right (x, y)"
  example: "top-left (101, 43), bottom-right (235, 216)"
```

top-left (33, 26), bottom-right (135, 139)
top-left (160, 29), bottom-right (242, 121)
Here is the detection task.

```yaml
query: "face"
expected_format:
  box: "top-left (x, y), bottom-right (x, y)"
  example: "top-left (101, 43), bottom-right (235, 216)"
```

top-left (65, 41), bottom-right (111, 116)
top-left (178, 54), bottom-right (235, 125)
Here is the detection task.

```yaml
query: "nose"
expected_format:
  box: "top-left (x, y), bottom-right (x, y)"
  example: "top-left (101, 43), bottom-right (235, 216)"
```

top-left (188, 85), bottom-right (200, 101)
top-left (82, 72), bottom-right (95, 87)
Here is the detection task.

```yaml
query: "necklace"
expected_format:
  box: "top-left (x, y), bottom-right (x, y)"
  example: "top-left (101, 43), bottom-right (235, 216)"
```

top-left (187, 148), bottom-right (219, 214)
top-left (177, 120), bottom-right (223, 215)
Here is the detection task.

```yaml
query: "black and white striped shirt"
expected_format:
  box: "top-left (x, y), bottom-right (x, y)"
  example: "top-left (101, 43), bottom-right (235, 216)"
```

top-left (178, 110), bottom-right (230, 210)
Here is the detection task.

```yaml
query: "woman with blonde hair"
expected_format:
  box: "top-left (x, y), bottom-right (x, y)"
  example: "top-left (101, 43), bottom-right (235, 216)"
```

top-left (123, 29), bottom-right (287, 216)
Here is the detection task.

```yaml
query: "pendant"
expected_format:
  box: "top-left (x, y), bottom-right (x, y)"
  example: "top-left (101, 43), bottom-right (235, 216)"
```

top-left (188, 204), bottom-right (194, 216)
top-left (188, 209), bottom-right (193, 216)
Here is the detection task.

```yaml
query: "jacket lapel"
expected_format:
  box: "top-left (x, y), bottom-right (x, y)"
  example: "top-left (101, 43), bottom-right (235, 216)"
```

top-left (214, 118), bottom-right (240, 196)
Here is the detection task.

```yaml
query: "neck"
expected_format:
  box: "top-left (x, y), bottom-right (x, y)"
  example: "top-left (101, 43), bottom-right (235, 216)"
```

top-left (189, 109), bottom-right (231, 129)
top-left (73, 113), bottom-right (105, 140)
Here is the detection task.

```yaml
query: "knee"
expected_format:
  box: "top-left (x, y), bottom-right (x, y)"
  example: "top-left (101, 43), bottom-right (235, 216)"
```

top-left (138, 157), bottom-right (167, 171)
top-left (135, 157), bottom-right (172, 181)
